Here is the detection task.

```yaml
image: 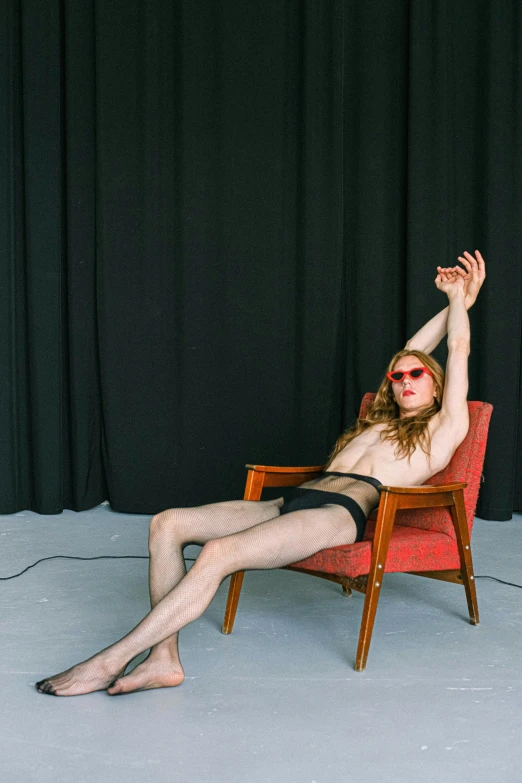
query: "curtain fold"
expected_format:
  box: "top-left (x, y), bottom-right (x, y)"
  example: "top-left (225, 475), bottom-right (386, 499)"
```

top-left (1, 0), bottom-right (520, 519)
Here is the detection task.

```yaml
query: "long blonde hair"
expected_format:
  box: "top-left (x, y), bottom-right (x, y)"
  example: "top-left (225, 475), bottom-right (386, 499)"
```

top-left (327, 349), bottom-right (445, 470)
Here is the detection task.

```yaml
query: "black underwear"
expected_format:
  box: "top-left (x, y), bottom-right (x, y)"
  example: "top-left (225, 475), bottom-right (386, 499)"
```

top-left (279, 472), bottom-right (383, 544)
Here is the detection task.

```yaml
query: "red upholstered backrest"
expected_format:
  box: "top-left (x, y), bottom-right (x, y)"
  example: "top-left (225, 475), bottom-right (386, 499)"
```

top-left (360, 394), bottom-right (493, 539)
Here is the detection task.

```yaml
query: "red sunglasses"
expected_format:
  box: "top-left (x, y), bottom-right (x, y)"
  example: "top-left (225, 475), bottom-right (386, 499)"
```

top-left (386, 366), bottom-right (434, 383)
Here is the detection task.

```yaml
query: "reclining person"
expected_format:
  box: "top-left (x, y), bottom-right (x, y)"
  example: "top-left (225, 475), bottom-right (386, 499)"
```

top-left (36, 250), bottom-right (485, 696)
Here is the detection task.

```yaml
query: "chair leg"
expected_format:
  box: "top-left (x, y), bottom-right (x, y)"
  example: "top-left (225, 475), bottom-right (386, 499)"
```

top-left (355, 492), bottom-right (398, 671)
top-left (222, 468), bottom-right (265, 634)
top-left (222, 571), bottom-right (245, 634)
top-left (450, 490), bottom-right (479, 625)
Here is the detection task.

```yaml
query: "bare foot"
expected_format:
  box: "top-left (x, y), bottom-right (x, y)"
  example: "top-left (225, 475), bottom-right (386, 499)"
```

top-left (36, 654), bottom-right (126, 697)
top-left (107, 652), bottom-right (185, 695)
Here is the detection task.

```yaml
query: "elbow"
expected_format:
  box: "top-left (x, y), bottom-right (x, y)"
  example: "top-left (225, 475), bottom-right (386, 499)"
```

top-left (448, 337), bottom-right (470, 353)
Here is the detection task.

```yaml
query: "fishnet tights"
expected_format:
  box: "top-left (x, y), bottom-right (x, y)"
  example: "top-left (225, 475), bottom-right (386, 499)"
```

top-left (125, 483), bottom-right (379, 668)
top-left (36, 481), bottom-right (381, 694)
top-left (147, 498), bottom-right (286, 666)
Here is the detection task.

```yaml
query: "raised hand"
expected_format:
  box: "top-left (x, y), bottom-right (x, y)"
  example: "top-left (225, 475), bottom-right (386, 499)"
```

top-left (436, 250), bottom-right (486, 307)
top-left (435, 266), bottom-right (465, 297)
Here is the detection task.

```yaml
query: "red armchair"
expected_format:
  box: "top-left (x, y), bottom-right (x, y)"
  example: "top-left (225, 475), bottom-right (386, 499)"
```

top-left (222, 395), bottom-right (493, 670)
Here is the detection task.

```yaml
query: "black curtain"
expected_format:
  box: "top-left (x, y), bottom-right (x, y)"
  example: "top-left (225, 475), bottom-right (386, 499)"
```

top-left (1, 0), bottom-right (521, 519)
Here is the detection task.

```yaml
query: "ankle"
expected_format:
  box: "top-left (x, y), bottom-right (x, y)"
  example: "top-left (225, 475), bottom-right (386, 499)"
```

top-left (149, 642), bottom-right (181, 663)
top-left (97, 644), bottom-right (132, 672)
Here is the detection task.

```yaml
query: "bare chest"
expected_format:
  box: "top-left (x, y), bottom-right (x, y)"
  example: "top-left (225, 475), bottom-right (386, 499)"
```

top-left (328, 417), bottom-right (458, 486)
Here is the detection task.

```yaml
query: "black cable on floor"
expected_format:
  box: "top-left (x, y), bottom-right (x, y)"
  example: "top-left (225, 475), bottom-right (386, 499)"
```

top-left (0, 554), bottom-right (195, 581)
top-left (474, 575), bottom-right (522, 588)
top-left (0, 555), bottom-right (521, 588)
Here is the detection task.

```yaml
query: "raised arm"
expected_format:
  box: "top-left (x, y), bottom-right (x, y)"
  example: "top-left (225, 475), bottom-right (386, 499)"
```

top-left (436, 273), bottom-right (471, 438)
top-left (405, 250), bottom-right (485, 354)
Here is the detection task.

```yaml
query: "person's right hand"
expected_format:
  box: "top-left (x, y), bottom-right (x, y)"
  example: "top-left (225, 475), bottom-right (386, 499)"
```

top-left (436, 250), bottom-right (486, 308)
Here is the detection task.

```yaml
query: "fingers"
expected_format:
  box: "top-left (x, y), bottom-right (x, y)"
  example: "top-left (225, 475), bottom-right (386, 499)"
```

top-left (461, 250), bottom-right (486, 281)
top-left (473, 249), bottom-right (486, 279)
top-left (436, 250), bottom-right (485, 294)
top-left (462, 251), bottom-right (478, 271)
top-left (459, 250), bottom-right (486, 275)
top-left (437, 266), bottom-right (458, 281)
top-left (474, 249), bottom-right (486, 268)
top-left (455, 258), bottom-right (472, 281)
top-left (456, 251), bottom-right (481, 278)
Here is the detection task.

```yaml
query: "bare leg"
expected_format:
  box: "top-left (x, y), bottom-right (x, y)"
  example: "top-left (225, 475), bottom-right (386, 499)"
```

top-left (116, 498), bottom-right (284, 691)
top-left (36, 503), bottom-right (359, 696)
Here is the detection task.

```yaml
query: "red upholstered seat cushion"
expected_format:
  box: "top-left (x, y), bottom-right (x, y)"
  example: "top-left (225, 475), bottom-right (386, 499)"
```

top-left (290, 522), bottom-right (460, 578)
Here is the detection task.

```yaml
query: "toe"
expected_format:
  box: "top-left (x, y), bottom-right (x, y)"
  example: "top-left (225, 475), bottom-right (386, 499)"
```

top-left (37, 680), bottom-right (54, 695)
top-left (37, 679), bottom-right (49, 693)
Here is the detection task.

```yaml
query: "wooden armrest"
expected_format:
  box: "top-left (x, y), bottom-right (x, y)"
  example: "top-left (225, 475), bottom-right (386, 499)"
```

top-left (245, 464), bottom-right (326, 474)
top-left (378, 482), bottom-right (467, 494)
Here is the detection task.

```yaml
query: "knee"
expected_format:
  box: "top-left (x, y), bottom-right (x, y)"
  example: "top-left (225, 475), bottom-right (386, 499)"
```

top-left (200, 538), bottom-right (223, 559)
top-left (149, 508), bottom-right (184, 549)
top-left (198, 539), bottom-right (230, 575)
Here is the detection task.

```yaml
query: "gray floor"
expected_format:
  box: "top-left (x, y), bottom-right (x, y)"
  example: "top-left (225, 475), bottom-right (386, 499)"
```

top-left (0, 503), bottom-right (521, 783)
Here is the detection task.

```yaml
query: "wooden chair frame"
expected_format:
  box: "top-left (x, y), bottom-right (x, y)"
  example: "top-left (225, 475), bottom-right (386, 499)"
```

top-left (222, 464), bottom-right (479, 671)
